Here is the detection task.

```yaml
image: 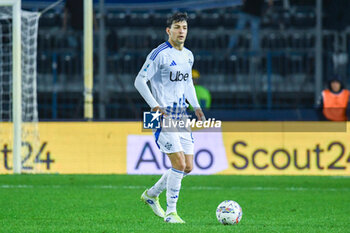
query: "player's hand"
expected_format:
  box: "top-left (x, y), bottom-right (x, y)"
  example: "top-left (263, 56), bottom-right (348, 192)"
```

top-left (152, 106), bottom-right (167, 117)
top-left (195, 108), bottom-right (206, 121)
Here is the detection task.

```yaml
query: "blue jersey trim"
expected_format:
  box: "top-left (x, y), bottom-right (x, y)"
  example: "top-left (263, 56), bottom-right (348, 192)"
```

top-left (150, 43), bottom-right (167, 60)
top-left (150, 43), bottom-right (169, 61)
top-left (172, 102), bottom-right (177, 117)
top-left (165, 41), bottom-right (173, 48)
top-left (154, 126), bottom-right (162, 149)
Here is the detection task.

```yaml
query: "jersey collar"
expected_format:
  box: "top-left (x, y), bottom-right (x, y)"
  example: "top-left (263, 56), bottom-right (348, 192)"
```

top-left (165, 41), bottom-right (173, 48)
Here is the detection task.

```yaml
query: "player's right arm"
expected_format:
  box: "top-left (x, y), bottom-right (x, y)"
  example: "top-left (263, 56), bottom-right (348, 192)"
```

top-left (134, 53), bottom-right (163, 113)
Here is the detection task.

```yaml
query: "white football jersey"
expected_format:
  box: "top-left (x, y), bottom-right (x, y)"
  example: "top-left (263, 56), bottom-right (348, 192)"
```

top-left (136, 41), bottom-right (195, 116)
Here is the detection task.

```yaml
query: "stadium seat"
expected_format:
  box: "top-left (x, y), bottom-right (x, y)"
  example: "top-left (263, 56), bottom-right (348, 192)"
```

top-left (129, 13), bottom-right (152, 27)
top-left (263, 13), bottom-right (280, 29)
top-left (39, 11), bottom-right (60, 28)
top-left (152, 13), bottom-right (169, 27)
top-left (206, 34), bottom-right (218, 49)
top-left (323, 33), bottom-right (335, 51)
top-left (32, 5), bottom-right (340, 119)
top-left (106, 11), bottom-right (128, 27)
top-left (121, 53), bottom-right (141, 74)
top-left (194, 54), bottom-right (215, 75)
top-left (199, 13), bottom-right (222, 28)
top-left (106, 30), bottom-right (119, 52)
top-left (107, 55), bottom-right (123, 74)
top-left (291, 8), bottom-right (315, 29)
top-left (38, 53), bottom-right (52, 74)
top-left (305, 33), bottom-right (315, 48)
top-left (241, 34), bottom-right (251, 49)
top-left (218, 34), bottom-right (228, 49)
top-left (261, 34), bottom-right (269, 49)
top-left (222, 13), bottom-right (237, 28)
top-left (226, 55), bottom-right (238, 75)
top-left (187, 12), bottom-right (199, 27)
top-left (291, 33), bottom-right (302, 49)
top-left (57, 53), bottom-right (81, 77)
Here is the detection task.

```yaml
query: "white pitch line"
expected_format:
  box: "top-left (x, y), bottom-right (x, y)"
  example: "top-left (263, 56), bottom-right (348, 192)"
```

top-left (329, 176), bottom-right (350, 179)
top-left (0, 184), bottom-right (349, 192)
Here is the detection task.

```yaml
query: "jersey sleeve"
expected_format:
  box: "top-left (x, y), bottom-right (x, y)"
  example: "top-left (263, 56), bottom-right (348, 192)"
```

top-left (190, 51), bottom-right (194, 66)
top-left (185, 52), bottom-right (201, 109)
top-left (186, 80), bottom-right (201, 109)
top-left (134, 51), bottom-right (163, 109)
top-left (136, 51), bottom-right (161, 81)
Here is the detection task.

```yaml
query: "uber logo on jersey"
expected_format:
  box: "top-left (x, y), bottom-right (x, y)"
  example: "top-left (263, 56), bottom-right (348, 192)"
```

top-left (169, 71), bottom-right (189, 82)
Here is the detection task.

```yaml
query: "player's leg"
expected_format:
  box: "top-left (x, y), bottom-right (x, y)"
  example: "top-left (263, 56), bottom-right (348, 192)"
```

top-left (147, 120), bottom-right (193, 197)
top-left (141, 130), bottom-right (179, 218)
top-left (166, 131), bottom-right (194, 218)
top-left (141, 169), bottom-right (169, 218)
top-left (164, 151), bottom-right (186, 223)
top-left (145, 131), bottom-right (181, 198)
top-left (181, 132), bottom-right (195, 176)
top-left (147, 153), bottom-right (193, 199)
top-left (146, 168), bottom-right (170, 197)
top-left (163, 132), bottom-right (195, 223)
top-left (147, 153), bottom-right (192, 197)
top-left (184, 154), bottom-right (193, 175)
top-left (141, 131), bottom-right (184, 220)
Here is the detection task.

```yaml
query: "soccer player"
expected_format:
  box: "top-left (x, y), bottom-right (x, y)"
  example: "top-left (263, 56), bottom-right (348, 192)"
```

top-left (134, 12), bottom-right (205, 223)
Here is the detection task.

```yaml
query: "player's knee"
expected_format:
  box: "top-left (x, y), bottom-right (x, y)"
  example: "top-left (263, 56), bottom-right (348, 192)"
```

top-left (184, 164), bottom-right (193, 174)
top-left (169, 152), bottom-right (186, 171)
top-left (177, 161), bottom-right (186, 171)
top-left (172, 158), bottom-right (186, 171)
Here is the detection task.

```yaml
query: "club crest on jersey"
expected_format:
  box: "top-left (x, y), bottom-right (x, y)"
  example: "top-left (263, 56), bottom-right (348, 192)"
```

top-left (169, 71), bottom-right (189, 82)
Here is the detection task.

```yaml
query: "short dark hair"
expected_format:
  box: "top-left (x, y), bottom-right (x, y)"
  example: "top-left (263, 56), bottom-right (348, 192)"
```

top-left (166, 12), bottom-right (188, 28)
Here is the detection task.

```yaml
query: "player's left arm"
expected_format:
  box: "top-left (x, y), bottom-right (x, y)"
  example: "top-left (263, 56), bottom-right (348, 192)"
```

top-left (186, 52), bottom-right (206, 121)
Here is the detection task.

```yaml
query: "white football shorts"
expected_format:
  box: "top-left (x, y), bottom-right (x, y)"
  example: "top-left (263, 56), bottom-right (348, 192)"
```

top-left (153, 129), bottom-right (194, 155)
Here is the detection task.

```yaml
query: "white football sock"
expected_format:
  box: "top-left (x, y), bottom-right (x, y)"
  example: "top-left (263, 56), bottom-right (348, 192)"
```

top-left (166, 168), bottom-right (184, 215)
top-left (147, 169), bottom-right (171, 197)
top-left (147, 170), bottom-right (188, 198)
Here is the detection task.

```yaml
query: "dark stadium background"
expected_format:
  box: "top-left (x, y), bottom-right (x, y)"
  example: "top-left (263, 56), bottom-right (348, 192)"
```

top-left (22, 0), bottom-right (350, 120)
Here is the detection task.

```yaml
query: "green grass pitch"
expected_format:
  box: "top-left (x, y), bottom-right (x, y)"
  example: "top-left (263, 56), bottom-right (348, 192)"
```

top-left (0, 175), bottom-right (349, 233)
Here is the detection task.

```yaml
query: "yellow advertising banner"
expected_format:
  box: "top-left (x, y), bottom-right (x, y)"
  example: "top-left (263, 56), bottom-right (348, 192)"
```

top-left (0, 122), bottom-right (149, 174)
top-left (0, 122), bottom-right (349, 175)
top-left (219, 122), bottom-right (350, 176)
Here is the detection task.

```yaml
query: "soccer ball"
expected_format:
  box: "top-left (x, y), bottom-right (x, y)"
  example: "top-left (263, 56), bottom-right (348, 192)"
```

top-left (216, 200), bottom-right (242, 225)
